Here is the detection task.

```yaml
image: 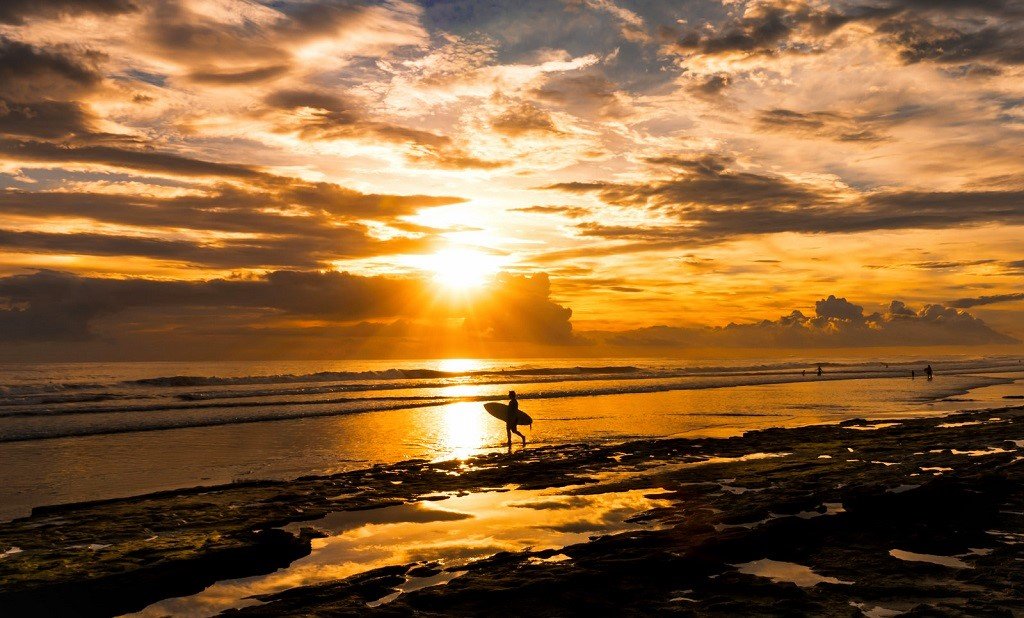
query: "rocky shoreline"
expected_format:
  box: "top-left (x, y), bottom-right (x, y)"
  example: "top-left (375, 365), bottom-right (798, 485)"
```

top-left (2, 405), bottom-right (1023, 616)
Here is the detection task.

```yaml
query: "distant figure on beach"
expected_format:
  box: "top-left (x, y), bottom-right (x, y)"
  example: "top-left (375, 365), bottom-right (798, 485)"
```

top-left (912, 370), bottom-right (916, 379)
top-left (816, 364), bottom-right (823, 377)
top-left (925, 365), bottom-right (933, 380)
top-left (506, 390), bottom-right (526, 448)
top-left (802, 369), bottom-right (806, 376)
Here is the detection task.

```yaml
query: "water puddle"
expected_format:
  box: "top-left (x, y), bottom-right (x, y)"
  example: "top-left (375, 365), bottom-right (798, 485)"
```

top-left (588, 451), bottom-right (792, 486)
top-left (886, 484), bottom-right (920, 494)
top-left (843, 423), bottom-right (901, 431)
top-left (937, 418), bottom-right (1004, 429)
top-left (732, 558), bottom-right (852, 587)
top-left (130, 485), bottom-right (672, 617)
top-left (850, 600), bottom-right (904, 617)
top-left (888, 549), bottom-right (972, 569)
top-left (0, 546), bottom-right (22, 559)
top-left (951, 447), bottom-right (1014, 457)
top-left (714, 503), bottom-right (844, 531)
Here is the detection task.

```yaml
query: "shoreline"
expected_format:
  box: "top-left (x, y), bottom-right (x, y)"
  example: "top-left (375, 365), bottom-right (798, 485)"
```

top-left (4, 376), bottom-right (1015, 527)
top-left (4, 368), bottom-right (1020, 445)
top-left (2, 403), bottom-right (1023, 615)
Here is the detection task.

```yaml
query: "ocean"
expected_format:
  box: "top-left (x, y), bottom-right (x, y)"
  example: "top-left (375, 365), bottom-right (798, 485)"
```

top-left (2, 355), bottom-right (1023, 521)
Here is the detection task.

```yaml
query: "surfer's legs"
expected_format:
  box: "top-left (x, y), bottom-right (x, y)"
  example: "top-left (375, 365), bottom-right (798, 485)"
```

top-left (511, 427), bottom-right (526, 446)
top-left (506, 427), bottom-right (513, 448)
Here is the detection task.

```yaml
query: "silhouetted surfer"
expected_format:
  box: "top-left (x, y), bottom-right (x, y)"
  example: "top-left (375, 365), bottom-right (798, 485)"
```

top-left (924, 364), bottom-right (933, 380)
top-left (507, 390), bottom-right (526, 448)
top-left (816, 364), bottom-right (823, 377)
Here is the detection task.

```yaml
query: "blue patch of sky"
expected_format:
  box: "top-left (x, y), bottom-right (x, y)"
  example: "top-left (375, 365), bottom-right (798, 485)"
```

top-left (418, 0), bottom-right (724, 95)
top-left (6, 169), bottom-right (196, 191)
top-left (120, 69), bottom-right (168, 88)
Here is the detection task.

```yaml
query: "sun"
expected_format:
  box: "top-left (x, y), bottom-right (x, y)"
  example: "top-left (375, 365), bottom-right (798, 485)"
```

top-left (419, 248), bottom-right (502, 290)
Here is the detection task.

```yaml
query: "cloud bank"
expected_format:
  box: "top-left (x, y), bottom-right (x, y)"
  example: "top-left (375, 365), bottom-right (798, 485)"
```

top-left (606, 295), bottom-right (1018, 349)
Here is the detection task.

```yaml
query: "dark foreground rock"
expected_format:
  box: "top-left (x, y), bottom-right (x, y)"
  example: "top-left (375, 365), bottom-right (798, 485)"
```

top-left (1, 406), bottom-right (1023, 616)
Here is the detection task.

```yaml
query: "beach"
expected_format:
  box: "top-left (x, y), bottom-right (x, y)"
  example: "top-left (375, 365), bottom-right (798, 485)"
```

top-left (1, 358), bottom-right (1024, 616)
top-left (6, 0), bottom-right (1024, 614)
top-left (1, 357), bottom-right (1022, 520)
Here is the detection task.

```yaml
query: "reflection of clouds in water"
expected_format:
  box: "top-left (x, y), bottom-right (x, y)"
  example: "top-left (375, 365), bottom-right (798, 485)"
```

top-left (289, 503), bottom-right (472, 536)
top-left (733, 559), bottom-right (852, 587)
top-left (509, 496), bottom-right (594, 510)
top-left (134, 487), bottom-right (671, 616)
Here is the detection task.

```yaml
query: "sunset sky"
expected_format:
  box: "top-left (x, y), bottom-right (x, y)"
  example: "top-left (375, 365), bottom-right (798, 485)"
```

top-left (1, 0), bottom-right (1022, 360)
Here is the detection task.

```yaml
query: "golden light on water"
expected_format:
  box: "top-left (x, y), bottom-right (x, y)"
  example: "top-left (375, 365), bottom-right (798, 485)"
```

top-left (436, 358), bottom-right (484, 373)
top-left (439, 402), bottom-right (488, 460)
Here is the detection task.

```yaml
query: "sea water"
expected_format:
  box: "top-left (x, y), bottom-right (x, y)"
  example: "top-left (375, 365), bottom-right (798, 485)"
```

top-left (1, 356), bottom-right (1022, 520)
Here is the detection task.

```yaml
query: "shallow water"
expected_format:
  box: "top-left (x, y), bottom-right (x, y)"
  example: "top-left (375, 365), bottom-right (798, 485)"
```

top-left (732, 558), bottom-right (852, 587)
top-left (1, 357), bottom-right (1022, 520)
top-left (130, 484), bottom-right (673, 616)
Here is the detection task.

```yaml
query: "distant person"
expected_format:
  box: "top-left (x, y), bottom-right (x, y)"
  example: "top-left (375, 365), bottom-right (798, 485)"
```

top-left (925, 365), bottom-right (933, 380)
top-left (506, 390), bottom-right (526, 448)
top-left (802, 369), bottom-right (806, 376)
top-left (912, 370), bottom-right (916, 379)
top-left (816, 364), bottom-right (823, 377)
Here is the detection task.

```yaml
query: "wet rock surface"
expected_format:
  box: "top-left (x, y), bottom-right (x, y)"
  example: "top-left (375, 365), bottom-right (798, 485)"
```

top-left (2, 406), bottom-right (1024, 616)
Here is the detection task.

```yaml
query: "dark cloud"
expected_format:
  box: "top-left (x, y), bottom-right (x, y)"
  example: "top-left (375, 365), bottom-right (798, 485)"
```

top-left (0, 0), bottom-right (136, 25)
top-left (0, 37), bottom-right (105, 139)
top-left (757, 108), bottom-right (887, 142)
top-left (187, 64), bottom-right (291, 85)
top-left (141, 2), bottom-right (284, 67)
top-left (465, 273), bottom-right (576, 343)
top-left (0, 269), bottom-right (576, 346)
top-left (0, 100), bottom-right (97, 139)
top-left (510, 205), bottom-right (591, 217)
top-left (910, 260), bottom-right (996, 270)
top-left (0, 130), bottom-right (466, 268)
top-left (0, 226), bottom-right (417, 268)
top-left (544, 154), bottom-right (1024, 250)
top-left (666, 0), bottom-right (1024, 68)
top-left (490, 99), bottom-right (560, 136)
top-left (688, 73), bottom-right (732, 99)
top-left (0, 184), bottom-right (460, 232)
top-left (533, 74), bottom-right (627, 118)
top-left (0, 37), bottom-right (102, 101)
top-left (947, 292), bottom-right (1024, 308)
top-left (667, 0), bottom-right (856, 57)
top-left (139, 1), bottom-right (421, 91)
top-left (548, 153), bottom-right (825, 210)
top-left (879, 14), bottom-right (1024, 66)
top-left (0, 139), bottom-right (269, 179)
top-left (0, 176), bottom-right (464, 267)
top-left (606, 295), bottom-right (1018, 348)
top-left (815, 294), bottom-right (863, 320)
top-left (262, 88), bottom-right (506, 169)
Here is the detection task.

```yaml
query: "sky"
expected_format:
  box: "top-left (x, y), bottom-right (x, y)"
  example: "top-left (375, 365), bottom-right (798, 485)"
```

top-left (0, 0), bottom-right (1022, 360)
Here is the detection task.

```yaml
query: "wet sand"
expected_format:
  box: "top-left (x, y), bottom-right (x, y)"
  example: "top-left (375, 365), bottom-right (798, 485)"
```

top-left (2, 404), bottom-right (1023, 616)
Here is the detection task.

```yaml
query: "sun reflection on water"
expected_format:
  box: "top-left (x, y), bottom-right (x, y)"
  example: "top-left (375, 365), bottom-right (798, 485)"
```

top-left (133, 486), bottom-right (671, 616)
top-left (439, 402), bottom-right (488, 460)
top-left (436, 358), bottom-right (484, 374)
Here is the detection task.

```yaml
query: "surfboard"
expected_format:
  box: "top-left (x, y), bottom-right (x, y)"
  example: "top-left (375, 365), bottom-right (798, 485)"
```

top-left (484, 402), bottom-right (532, 426)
